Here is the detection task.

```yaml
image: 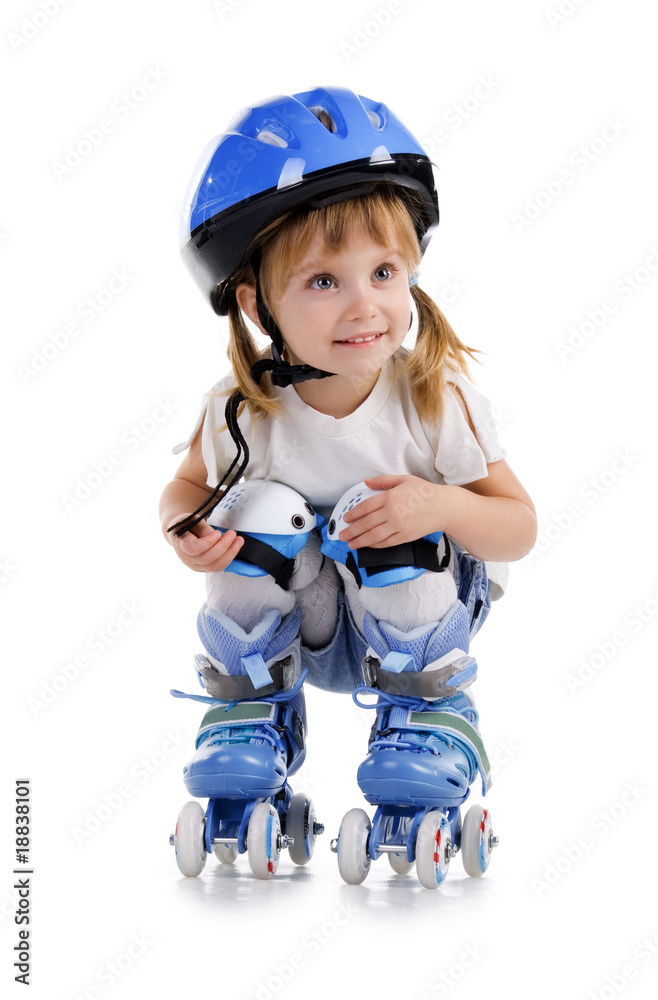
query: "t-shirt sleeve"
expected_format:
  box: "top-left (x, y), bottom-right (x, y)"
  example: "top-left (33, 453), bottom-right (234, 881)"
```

top-left (171, 374), bottom-right (238, 489)
top-left (431, 373), bottom-right (507, 485)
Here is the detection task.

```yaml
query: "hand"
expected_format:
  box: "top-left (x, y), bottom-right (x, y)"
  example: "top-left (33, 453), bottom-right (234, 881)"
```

top-left (166, 514), bottom-right (244, 572)
top-left (339, 475), bottom-right (450, 549)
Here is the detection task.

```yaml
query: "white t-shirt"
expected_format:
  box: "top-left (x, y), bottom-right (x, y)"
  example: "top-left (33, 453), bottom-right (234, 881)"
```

top-left (175, 356), bottom-right (509, 596)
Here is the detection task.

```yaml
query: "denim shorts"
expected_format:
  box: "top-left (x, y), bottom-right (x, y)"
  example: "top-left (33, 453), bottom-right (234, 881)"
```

top-left (301, 542), bottom-right (492, 694)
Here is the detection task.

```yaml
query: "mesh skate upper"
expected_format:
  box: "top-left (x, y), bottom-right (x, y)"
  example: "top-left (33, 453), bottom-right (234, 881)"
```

top-left (363, 601), bottom-right (470, 670)
top-left (197, 605), bottom-right (300, 675)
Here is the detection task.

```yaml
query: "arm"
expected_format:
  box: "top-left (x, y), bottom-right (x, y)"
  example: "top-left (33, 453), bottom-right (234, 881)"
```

top-left (159, 419), bottom-right (244, 573)
top-left (339, 465), bottom-right (536, 562)
top-left (339, 386), bottom-right (536, 562)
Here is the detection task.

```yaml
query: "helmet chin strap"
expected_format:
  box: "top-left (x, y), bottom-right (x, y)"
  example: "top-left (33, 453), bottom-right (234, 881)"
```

top-left (166, 252), bottom-right (335, 538)
top-left (250, 249), bottom-right (336, 388)
top-left (168, 264), bottom-right (416, 538)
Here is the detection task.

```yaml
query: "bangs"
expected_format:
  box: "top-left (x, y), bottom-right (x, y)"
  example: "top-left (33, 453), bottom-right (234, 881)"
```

top-left (258, 187), bottom-right (422, 307)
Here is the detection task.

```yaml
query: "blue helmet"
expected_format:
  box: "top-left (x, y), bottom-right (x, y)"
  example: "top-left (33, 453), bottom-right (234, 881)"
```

top-left (181, 86), bottom-right (439, 312)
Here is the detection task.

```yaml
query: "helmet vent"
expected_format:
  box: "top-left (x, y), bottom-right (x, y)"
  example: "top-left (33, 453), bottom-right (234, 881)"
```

top-left (308, 106), bottom-right (337, 133)
top-left (367, 110), bottom-right (382, 129)
top-left (369, 144), bottom-right (395, 165)
top-left (256, 129), bottom-right (289, 148)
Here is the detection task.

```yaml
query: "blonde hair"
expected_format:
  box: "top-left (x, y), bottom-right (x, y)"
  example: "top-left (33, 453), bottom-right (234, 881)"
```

top-left (219, 187), bottom-right (479, 425)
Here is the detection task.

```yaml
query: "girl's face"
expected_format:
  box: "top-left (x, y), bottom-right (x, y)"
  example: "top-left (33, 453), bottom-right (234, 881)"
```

top-left (271, 229), bottom-right (413, 386)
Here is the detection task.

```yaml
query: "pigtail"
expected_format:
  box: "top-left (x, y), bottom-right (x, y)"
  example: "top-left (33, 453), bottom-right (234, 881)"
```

top-left (214, 189), bottom-right (482, 430)
top-left (213, 275), bottom-right (283, 424)
top-left (226, 298), bottom-right (277, 414)
top-left (399, 285), bottom-right (481, 425)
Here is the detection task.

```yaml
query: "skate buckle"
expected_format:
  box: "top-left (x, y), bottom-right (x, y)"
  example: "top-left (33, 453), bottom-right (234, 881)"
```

top-left (362, 655), bottom-right (380, 688)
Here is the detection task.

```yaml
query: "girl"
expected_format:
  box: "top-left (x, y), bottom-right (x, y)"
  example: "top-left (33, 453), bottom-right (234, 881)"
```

top-left (161, 87), bottom-right (536, 884)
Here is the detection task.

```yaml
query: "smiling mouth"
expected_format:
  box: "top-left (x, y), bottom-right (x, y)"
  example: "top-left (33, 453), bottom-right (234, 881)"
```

top-left (336, 332), bottom-right (384, 344)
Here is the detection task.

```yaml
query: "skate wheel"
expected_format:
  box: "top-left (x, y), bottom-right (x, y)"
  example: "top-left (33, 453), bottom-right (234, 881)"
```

top-left (388, 851), bottom-right (415, 875)
top-left (416, 811), bottom-right (451, 889)
top-left (286, 792), bottom-right (317, 866)
top-left (247, 802), bottom-right (281, 879)
top-left (461, 804), bottom-right (495, 877)
top-left (174, 801), bottom-right (207, 878)
top-left (214, 843), bottom-right (239, 865)
top-left (337, 808), bottom-right (372, 885)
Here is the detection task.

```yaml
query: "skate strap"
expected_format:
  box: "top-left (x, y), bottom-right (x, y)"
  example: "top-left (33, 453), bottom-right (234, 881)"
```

top-left (363, 653), bottom-right (477, 698)
top-left (199, 701), bottom-right (276, 730)
top-left (170, 668), bottom-right (308, 707)
top-left (241, 652), bottom-right (274, 690)
top-left (379, 651), bottom-right (415, 673)
top-left (407, 709), bottom-right (491, 794)
top-left (193, 654), bottom-right (290, 701)
top-left (193, 665), bottom-right (282, 701)
top-left (196, 702), bottom-right (282, 752)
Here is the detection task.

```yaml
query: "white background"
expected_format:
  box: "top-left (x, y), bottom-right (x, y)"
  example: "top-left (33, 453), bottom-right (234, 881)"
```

top-left (2, 0), bottom-right (657, 997)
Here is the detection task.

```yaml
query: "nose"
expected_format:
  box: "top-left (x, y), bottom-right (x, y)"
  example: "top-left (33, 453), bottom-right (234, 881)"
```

top-left (344, 279), bottom-right (377, 321)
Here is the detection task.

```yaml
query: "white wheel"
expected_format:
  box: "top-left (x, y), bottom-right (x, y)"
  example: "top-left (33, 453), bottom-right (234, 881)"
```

top-left (416, 811), bottom-right (451, 889)
top-left (247, 803), bottom-right (281, 879)
top-left (337, 808), bottom-right (372, 885)
top-left (286, 792), bottom-right (317, 866)
top-left (388, 851), bottom-right (415, 875)
top-left (461, 805), bottom-right (495, 877)
top-left (213, 842), bottom-right (239, 865)
top-left (174, 801), bottom-right (207, 878)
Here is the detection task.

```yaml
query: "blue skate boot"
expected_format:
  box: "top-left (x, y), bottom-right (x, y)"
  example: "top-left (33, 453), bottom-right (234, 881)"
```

top-left (169, 479), bottom-right (325, 880)
top-left (170, 606), bottom-right (323, 880)
top-left (183, 606), bottom-right (305, 799)
top-left (334, 601), bottom-right (497, 889)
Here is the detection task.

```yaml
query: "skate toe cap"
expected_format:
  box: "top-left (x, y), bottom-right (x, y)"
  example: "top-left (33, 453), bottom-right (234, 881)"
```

top-left (357, 747), bottom-right (470, 806)
top-left (183, 743), bottom-right (286, 798)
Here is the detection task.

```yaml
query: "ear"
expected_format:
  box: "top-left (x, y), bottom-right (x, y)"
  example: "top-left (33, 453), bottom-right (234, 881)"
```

top-left (235, 283), bottom-right (267, 334)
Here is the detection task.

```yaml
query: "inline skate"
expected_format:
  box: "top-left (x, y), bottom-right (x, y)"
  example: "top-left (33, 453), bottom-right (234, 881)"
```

top-left (332, 600), bottom-right (498, 889)
top-left (169, 480), bottom-right (324, 880)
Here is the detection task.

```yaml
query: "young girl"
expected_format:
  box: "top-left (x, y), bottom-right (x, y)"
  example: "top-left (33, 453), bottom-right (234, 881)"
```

top-left (161, 87), bottom-right (536, 885)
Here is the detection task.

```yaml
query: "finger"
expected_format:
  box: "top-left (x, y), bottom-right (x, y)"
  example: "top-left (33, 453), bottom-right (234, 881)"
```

top-left (342, 493), bottom-right (385, 523)
top-left (203, 534), bottom-right (246, 573)
top-left (180, 527), bottom-right (236, 558)
top-left (189, 519), bottom-right (217, 538)
top-left (363, 475), bottom-right (406, 490)
top-left (193, 533), bottom-right (244, 569)
top-left (194, 530), bottom-right (240, 561)
top-left (340, 508), bottom-right (387, 540)
top-left (347, 525), bottom-right (398, 549)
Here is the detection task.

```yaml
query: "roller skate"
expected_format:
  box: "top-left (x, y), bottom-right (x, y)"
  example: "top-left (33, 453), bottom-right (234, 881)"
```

top-left (332, 601), bottom-right (497, 889)
top-left (169, 606), bottom-right (323, 879)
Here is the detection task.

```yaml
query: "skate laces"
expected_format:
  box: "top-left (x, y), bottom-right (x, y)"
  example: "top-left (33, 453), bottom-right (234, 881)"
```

top-left (352, 685), bottom-right (479, 724)
top-left (173, 671), bottom-right (307, 753)
top-left (352, 685), bottom-right (479, 761)
top-left (170, 669), bottom-right (307, 706)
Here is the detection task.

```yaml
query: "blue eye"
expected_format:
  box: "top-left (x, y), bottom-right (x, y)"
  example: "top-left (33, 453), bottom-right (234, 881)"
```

top-left (373, 265), bottom-right (393, 281)
top-left (311, 275), bottom-right (334, 290)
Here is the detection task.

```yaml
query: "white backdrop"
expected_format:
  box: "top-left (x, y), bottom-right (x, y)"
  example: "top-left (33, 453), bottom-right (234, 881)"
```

top-left (3, 0), bottom-right (657, 997)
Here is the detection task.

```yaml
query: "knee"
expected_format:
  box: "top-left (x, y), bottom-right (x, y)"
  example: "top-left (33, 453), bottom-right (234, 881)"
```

top-left (320, 481), bottom-right (449, 589)
top-left (207, 479), bottom-right (319, 590)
